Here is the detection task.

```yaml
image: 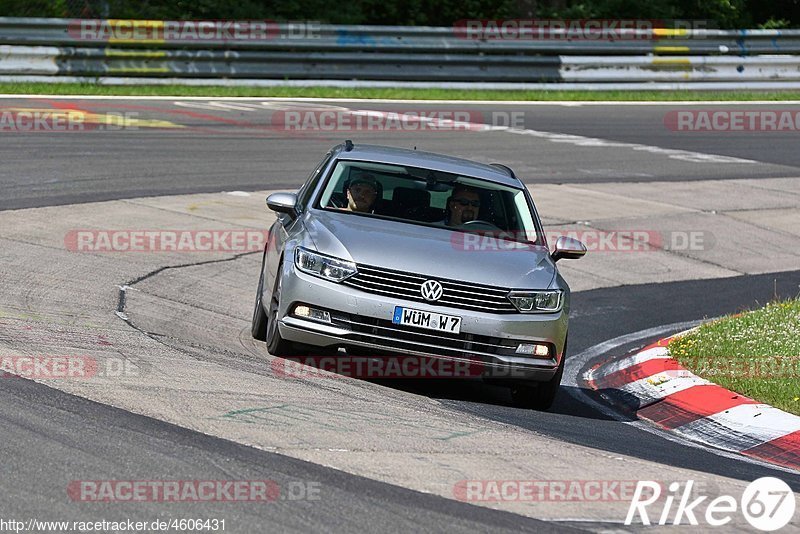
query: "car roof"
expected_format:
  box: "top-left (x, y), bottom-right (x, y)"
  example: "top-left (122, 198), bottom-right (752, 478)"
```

top-left (332, 143), bottom-right (522, 188)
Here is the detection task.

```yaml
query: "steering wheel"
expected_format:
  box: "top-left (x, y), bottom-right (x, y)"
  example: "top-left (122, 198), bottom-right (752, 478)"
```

top-left (328, 193), bottom-right (348, 209)
top-left (459, 219), bottom-right (502, 231)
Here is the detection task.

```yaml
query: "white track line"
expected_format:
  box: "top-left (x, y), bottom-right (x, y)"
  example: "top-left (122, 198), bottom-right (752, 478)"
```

top-left (1, 94), bottom-right (800, 105)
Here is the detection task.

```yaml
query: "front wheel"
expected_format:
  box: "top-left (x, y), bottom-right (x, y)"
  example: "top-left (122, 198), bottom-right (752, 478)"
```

top-left (251, 265), bottom-right (267, 341)
top-left (265, 266), bottom-right (298, 356)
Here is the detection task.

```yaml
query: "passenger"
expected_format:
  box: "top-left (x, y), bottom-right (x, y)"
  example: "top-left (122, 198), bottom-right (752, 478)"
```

top-left (445, 185), bottom-right (481, 226)
top-left (345, 173), bottom-right (380, 213)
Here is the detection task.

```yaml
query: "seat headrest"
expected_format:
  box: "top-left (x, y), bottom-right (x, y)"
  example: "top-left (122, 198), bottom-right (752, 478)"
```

top-left (392, 187), bottom-right (430, 205)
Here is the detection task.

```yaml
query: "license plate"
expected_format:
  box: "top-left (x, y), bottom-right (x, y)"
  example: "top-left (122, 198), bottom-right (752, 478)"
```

top-left (392, 306), bottom-right (462, 334)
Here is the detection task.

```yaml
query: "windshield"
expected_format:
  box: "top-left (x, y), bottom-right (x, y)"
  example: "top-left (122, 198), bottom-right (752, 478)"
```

top-left (316, 160), bottom-right (541, 244)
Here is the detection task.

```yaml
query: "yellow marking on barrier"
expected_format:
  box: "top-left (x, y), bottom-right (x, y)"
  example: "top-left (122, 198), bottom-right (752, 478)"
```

top-left (654, 46), bottom-right (690, 54)
top-left (105, 50), bottom-right (166, 59)
top-left (1, 107), bottom-right (185, 129)
top-left (653, 28), bottom-right (689, 37)
top-left (652, 58), bottom-right (692, 67)
top-left (106, 19), bottom-right (166, 44)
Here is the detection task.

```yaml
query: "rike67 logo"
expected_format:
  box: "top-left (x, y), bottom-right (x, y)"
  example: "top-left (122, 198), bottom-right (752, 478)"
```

top-left (626, 477), bottom-right (796, 531)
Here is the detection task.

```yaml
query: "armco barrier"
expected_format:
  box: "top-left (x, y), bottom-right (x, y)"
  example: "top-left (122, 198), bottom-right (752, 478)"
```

top-left (0, 18), bottom-right (799, 87)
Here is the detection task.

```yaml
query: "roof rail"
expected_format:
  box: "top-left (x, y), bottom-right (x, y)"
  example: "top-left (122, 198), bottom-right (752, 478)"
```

top-left (489, 163), bottom-right (516, 179)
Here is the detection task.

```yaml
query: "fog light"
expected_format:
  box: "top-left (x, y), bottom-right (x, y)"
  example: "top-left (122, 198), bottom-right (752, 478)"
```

top-left (293, 305), bottom-right (331, 323)
top-left (515, 343), bottom-right (550, 357)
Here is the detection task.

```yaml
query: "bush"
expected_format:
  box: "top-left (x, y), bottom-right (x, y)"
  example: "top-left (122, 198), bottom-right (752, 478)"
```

top-left (0, 0), bottom-right (797, 28)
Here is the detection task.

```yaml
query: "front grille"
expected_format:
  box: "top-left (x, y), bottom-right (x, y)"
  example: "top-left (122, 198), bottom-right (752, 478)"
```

top-left (329, 313), bottom-right (532, 358)
top-left (342, 264), bottom-right (517, 313)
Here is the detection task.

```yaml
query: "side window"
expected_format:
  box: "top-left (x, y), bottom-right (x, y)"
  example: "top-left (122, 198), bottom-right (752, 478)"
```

top-left (297, 153), bottom-right (333, 210)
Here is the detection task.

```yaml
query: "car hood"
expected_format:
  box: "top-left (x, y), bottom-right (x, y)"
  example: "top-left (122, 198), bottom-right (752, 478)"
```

top-left (302, 210), bottom-right (556, 289)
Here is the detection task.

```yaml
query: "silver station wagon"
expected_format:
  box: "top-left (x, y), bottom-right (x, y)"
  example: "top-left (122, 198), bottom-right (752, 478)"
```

top-left (252, 141), bottom-right (586, 409)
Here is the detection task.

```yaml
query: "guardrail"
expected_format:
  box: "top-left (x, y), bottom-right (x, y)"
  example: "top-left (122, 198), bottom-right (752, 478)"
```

top-left (1, 17), bottom-right (799, 88)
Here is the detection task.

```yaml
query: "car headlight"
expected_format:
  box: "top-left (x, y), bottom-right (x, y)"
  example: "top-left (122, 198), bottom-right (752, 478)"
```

top-left (294, 247), bottom-right (357, 282)
top-left (507, 290), bottom-right (563, 313)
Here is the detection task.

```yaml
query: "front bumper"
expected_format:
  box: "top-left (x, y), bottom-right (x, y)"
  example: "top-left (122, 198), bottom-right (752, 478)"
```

top-left (277, 266), bottom-right (569, 383)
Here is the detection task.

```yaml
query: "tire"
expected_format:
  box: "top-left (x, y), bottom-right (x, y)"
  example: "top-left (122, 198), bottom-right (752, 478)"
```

top-left (265, 266), bottom-right (297, 356)
top-left (251, 263), bottom-right (267, 341)
top-left (510, 339), bottom-right (566, 410)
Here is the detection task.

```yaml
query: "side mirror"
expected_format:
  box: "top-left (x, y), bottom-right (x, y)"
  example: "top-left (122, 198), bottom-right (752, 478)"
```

top-left (552, 236), bottom-right (586, 262)
top-left (266, 192), bottom-right (298, 219)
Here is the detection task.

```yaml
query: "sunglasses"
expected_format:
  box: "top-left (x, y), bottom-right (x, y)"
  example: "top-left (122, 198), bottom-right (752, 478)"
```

top-left (452, 198), bottom-right (481, 207)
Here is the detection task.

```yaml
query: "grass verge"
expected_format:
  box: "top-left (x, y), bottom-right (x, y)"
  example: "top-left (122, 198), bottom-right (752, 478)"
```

top-left (1, 82), bottom-right (800, 101)
top-left (668, 298), bottom-right (800, 415)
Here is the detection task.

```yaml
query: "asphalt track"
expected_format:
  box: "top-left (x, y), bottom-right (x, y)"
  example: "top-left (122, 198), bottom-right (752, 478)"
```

top-left (0, 377), bottom-right (567, 533)
top-left (1, 97), bottom-right (800, 532)
top-left (3, 98), bottom-right (800, 210)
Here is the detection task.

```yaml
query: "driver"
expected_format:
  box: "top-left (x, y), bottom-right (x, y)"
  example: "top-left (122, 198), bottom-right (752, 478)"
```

top-left (345, 173), bottom-right (380, 213)
top-left (446, 185), bottom-right (481, 226)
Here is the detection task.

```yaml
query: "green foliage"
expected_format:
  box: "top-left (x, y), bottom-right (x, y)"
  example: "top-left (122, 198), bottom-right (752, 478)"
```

top-left (0, 0), bottom-right (797, 28)
top-left (0, 0), bottom-right (69, 17)
top-left (2, 81), bottom-right (800, 100)
top-left (759, 17), bottom-right (792, 29)
top-left (668, 298), bottom-right (800, 415)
